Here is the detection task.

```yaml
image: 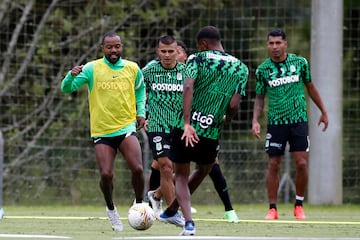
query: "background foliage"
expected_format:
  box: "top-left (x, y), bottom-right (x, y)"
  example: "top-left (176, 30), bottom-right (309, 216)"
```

top-left (0, 0), bottom-right (359, 205)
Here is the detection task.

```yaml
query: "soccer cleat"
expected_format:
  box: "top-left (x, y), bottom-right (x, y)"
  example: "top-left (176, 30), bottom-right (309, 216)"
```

top-left (159, 211), bottom-right (185, 227)
top-left (294, 205), bottom-right (306, 220)
top-left (180, 221), bottom-right (196, 236)
top-left (147, 190), bottom-right (163, 219)
top-left (106, 206), bottom-right (123, 232)
top-left (224, 209), bottom-right (240, 223)
top-left (264, 208), bottom-right (279, 220)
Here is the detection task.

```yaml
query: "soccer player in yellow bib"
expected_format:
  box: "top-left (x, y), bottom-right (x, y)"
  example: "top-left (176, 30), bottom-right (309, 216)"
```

top-left (61, 31), bottom-right (146, 232)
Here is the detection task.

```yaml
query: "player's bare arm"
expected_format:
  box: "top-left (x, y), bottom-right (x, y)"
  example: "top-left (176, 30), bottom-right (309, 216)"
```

top-left (182, 77), bottom-right (199, 147)
top-left (252, 94), bottom-right (265, 138)
top-left (224, 93), bottom-right (241, 123)
top-left (305, 82), bottom-right (329, 131)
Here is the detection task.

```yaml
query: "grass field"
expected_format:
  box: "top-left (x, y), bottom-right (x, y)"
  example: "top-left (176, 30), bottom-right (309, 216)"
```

top-left (0, 204), bottom-right (360, 239)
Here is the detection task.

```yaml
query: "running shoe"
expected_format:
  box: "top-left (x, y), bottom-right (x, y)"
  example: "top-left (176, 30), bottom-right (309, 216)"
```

top-left (224, 209), bottom-right (240, 223)
top-left (294, 205), bottom-right (306, 220)
top-left (180, 221), bottom-right (196, 236)
top-left (147, 190), bottom-right (163, 219)
top-left (106, 206), bottom-right (123, 232)
top-left (264, 208), bottom-right (278, 220)
top-left (159, 211), bottom-right (185, 227)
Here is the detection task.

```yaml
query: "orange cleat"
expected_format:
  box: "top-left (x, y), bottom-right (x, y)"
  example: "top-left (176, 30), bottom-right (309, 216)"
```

top-left (294, 206), bottom-right (306, 220)
top-left (264, 208), bottom-right (278, 220)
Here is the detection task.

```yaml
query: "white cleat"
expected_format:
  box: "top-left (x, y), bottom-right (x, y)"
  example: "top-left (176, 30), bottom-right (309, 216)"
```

top-left (106, 206), bottom-right (123, 232)
top-left (147, 190), bottom-right (163, 219)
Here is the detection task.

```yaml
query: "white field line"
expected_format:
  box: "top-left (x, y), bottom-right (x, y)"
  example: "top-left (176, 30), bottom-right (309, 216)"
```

top-left (4, 216), bottom-right (360, 225)
top-left (115, 237), bottom-right (360, 240)
top-left (0, 234), bottom-right (71, 239)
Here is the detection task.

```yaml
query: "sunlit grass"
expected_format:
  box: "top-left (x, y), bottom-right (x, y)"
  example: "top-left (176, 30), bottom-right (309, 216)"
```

top-left (1, 204), bottom-right (360, 239)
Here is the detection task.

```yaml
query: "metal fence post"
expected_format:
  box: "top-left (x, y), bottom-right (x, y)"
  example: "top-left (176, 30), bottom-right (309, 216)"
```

top-left (0, 130), bottom-right (4, 219)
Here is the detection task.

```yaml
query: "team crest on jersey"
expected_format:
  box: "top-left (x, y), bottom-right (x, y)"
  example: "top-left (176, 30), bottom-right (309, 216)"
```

top-left (290, 65), bottom-right (296, 72)
top-left (176, 73), bottom-right (183, 81)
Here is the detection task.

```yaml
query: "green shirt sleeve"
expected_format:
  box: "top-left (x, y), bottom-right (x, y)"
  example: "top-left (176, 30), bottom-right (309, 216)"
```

top-left (135, 69), bottom-right (146, 118)
top-left (61, 63), bottom-right (94, 93)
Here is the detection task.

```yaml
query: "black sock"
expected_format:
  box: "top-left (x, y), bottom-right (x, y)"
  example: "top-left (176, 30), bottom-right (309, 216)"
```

top-left (209, 163), bottom-right (233, 211)
top-left (164, 209), bottom-right (177, 217)
top-left (295, 199), bottom-right (303, 207)
top-left (269, 204), bottom-right (277, 210)
top-left (149, 167), bottom-right (160, 190)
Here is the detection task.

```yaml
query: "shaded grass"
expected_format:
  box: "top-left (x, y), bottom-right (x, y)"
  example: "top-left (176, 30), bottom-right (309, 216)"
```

top-left (0, 204), bottom-right (360, 239)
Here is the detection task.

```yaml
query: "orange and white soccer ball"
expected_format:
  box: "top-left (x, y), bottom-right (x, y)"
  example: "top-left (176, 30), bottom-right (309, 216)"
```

top-left (128, 203), bottom-right (155, 230)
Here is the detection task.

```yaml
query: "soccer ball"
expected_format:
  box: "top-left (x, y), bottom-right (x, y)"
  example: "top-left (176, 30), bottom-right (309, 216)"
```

top-left (128, 203), bottom-right (155, 230)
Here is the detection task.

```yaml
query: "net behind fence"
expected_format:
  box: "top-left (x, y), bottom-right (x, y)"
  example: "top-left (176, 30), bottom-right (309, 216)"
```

top-left (0, 0), bottom-right (359, 205)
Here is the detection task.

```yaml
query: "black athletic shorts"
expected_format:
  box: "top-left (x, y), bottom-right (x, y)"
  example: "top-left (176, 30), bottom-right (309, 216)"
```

top-left (265, 122), bottom-right (309, 156)
top-left (92, 132), bottom-right (136, 151)
top-left (169, 127), bottom-right (219, 165)
top-left (148, 132), bottom-right (171, 160)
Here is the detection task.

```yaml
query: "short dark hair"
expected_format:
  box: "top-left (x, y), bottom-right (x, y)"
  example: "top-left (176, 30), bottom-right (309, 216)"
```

top-left (196, 26), bottom-right (221, 42)
top-left (267, 28), bottom-right (286, 40)
top-left (157, 35), bottom-right (176, 46)
top-left (102, 31), bottom-right (120, 44)
top-left (176, 40), bottom-right (187, 52)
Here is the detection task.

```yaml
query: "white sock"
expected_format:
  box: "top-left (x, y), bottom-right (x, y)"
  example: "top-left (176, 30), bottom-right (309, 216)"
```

top-left (296, 195), bottom-right (304, 201)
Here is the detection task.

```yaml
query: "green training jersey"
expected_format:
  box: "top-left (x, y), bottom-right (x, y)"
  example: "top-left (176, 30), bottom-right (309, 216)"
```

top-left (173, 50), bottom-right (249, 140)
top-left (255, 53), bottom-right (312, 125)
top-left (142, 61), bottom-right (185, 133)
